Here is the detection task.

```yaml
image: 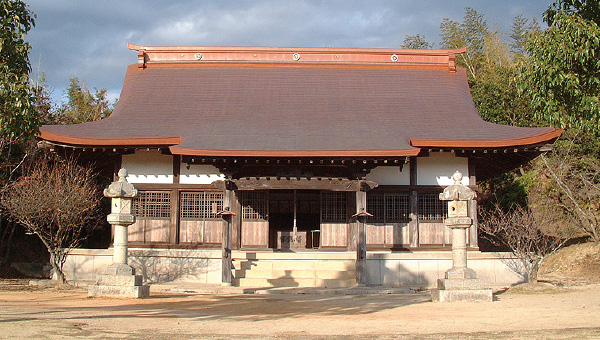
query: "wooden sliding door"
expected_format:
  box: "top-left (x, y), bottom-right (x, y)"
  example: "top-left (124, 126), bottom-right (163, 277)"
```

top-left (239, 190), bottom-right (269, 248)
top-left (320, 191), bottom-right (348, 248)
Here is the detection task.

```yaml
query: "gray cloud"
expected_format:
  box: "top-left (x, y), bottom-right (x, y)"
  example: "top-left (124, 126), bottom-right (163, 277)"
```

top-left (25, 0), bottom-right (550, 103)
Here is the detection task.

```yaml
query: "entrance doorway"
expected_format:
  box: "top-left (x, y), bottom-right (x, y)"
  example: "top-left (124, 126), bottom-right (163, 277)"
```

top-left (268, 190), bottom-right (320, 249)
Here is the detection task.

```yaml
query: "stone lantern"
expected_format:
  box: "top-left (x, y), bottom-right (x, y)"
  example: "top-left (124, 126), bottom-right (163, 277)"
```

top-left (431, 171), bottom-right (492, 302)
top-left (88, 168), bottom-right (149, 298)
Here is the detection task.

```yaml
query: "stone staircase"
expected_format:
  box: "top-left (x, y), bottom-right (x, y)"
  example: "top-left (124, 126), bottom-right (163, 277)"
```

top-left (231, 252), bottom-right (357, 288)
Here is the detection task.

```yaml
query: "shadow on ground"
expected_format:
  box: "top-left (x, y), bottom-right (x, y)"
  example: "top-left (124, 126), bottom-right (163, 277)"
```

top-left (2, 289), bottom-right (431, 323)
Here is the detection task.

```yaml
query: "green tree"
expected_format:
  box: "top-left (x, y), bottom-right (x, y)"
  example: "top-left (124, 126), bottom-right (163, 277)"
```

top-left (401, 34), bottom-right (433, 49)
top-left (0, 0), bottom-right (38, 153)
top-left (440, 7), bottom-right (489, 80)
top-left (515, 1), bottom-right (600, 243)
top-left (509, 15), bottom-right (540, 60)
top-left (0, 0), bottom-right (39, 267)
top-left (55, 77), bottom-right (113, 124)
top-left (441, 10), bottom-right (539, 128)
top-left (544, 0), bottom-right (600, 25)
top-left (519, 11), bottom-right (600, 154)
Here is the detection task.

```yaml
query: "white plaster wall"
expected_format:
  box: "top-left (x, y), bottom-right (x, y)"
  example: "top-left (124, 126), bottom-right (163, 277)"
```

top-left (365, 165), bottom-right (410, 185)
top-left (417, 152), bottom-right (469, 186)
top-left (122, 150), bottom-right (174, 183)
top-left (365, 252), bottom-right (526, 288)
top-left (62, 248), bottom-right (222, 283)
top-left (180, 164), bottom-right (225, 184)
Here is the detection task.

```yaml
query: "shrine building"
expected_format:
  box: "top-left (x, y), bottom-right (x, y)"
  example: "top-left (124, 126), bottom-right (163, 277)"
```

top-left (37, 44), bottom-right (561, 288)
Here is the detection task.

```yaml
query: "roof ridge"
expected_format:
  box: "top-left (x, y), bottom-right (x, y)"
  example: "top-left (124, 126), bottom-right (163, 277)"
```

top-left (127, 43), bottom-right (466, 72)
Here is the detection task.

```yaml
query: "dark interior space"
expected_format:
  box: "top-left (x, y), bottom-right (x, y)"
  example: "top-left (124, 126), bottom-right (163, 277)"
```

top-left (268, 190), bottom-right (321, 249)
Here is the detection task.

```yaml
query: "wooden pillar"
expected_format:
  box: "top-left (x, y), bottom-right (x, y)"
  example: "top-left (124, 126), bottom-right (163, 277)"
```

top-left (409, 156), bottom-right (419, 248)
top-left (170, 155), bottom-right (181, 245)
top-left (354, 186), bottom-right (370, 286)
top-left (219, 182), bottom-right (235, 286)
top-left (468, 156), bottom-right (478, 248)
top-left (113, 154), bottom-right (122, 182)
top-left (469, 200), bottom-right (478, 248)
top-left (231, 189), bottom-right (241, 249)
top-left (347, 191), bottom-right (358, 251)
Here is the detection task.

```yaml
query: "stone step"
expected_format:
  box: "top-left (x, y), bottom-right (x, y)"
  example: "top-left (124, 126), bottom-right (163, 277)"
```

top-left (233, 260), bottom-right (355, 271)
top-left (233, 277), bottom-right (357, 288)
top-left (233, 269), bottom-right (356, 280)
top-left (231, 257), bottom-right (357, 288)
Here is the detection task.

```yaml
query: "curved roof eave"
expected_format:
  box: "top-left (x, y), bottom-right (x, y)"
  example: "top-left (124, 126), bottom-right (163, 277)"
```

top-left (39, 129), bottom-right (181, 146)
top-left (410, 129), bottom-right (563, 148)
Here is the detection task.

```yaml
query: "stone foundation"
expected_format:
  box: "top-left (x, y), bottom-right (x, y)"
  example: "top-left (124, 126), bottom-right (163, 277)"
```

top-left (63, 249), bottom-right (526, 288)
top-left (88, 263), bottom-right (149, 298)
top-left (431, 288), bottom-right (493, 302)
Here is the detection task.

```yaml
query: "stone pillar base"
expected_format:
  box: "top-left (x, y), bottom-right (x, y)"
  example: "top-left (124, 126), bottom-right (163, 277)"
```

top-left (88, 284), bottom-right (150, 298)
top-left (431, 288), bottom-right (493, 302)
top-left (431, 278), bottom-right (492, 302)
top-left (88, 264), bottom-right (149, 298)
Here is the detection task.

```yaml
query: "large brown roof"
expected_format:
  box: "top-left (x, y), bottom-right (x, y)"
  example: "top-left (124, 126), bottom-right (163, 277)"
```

top-left (40, 45), bottom-right (560, 157)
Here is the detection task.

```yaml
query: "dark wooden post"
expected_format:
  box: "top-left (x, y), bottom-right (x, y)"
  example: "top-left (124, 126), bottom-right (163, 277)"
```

top-left (170, 155), bottom-right (181, 245)
top-left (468, 157), bottom-right (478, 248)
top-left (353, 185), bottom-right (372, 286)
top-left (409, 156), bottom-right (419, 247)
top-left (217, 182), bottom-right (235, 286)
top-left (468, 199), bottom-right (478, 248)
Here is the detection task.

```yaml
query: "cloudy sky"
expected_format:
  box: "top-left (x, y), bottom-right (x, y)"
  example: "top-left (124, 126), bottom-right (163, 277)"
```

top-left (25, 0), bottom-right (552, 104)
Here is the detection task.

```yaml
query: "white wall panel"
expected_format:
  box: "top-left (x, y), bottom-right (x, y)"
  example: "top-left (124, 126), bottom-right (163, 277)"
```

top-left (122, 150), bottom-right (174, 184)
top-left (417, 152), bottom-right (469, 186)
top-left (180, 164), bottom-right (225, 184)
top-left (365, 165), bottom-right (410, 185)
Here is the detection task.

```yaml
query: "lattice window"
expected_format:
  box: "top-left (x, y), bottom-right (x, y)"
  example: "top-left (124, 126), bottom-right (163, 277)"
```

top-left (180, 191), bottom-right (223, 219)
top-left (321, 191), bottom-right (347, 222)
top-left (132, 191), bottom-right (171, 218)
top-left (240, 190), bottom-right (268, 220)
top-left (418, 193), bottom-right (446, 221)
top-left (367, 193), bottom-right (409, 223)
top-left (367, 193), bottom-right (385, 223)
top-left (385, 193), bottom-right (410, 222)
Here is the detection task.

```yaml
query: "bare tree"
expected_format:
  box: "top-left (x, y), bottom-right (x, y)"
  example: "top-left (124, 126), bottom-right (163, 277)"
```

top-left (479, 204), bottom-right (573, 282)
top-left (0, 153), bottom-right (101, 283)
top-left (536, 143), bottom-right (600, 242)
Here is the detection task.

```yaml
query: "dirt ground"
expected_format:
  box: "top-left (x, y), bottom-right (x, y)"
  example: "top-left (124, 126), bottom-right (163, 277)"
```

top-left (1, 242), bottom-right (599, 339)
top-left (0, 281), bottom-right (599, 340)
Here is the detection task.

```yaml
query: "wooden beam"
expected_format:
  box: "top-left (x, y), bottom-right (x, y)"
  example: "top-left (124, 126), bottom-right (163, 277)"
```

top-left (231, 177), bottom-right (377, 191)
